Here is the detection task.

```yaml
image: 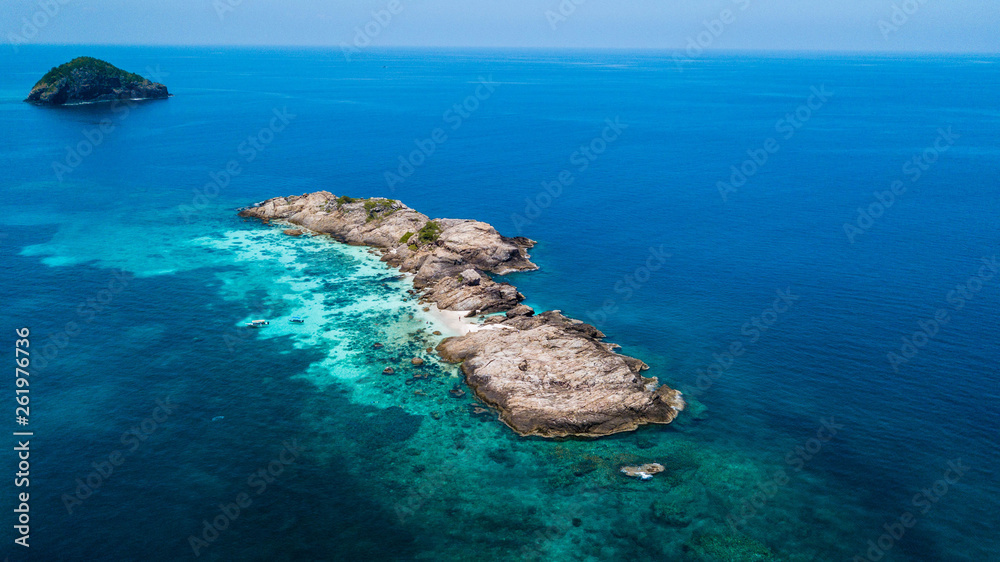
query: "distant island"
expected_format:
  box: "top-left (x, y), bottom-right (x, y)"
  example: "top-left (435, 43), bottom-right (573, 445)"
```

top-left (239, 192), bottom-right (686, 438)
top-left (25, 57), bottom-right (169, 106)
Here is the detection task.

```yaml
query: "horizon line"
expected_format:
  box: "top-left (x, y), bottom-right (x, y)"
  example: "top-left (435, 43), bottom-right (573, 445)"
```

top-left (11, 43), bottom-right (1000, 57)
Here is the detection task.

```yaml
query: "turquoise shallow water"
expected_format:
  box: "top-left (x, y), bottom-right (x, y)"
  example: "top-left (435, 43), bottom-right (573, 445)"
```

top-left (0, 47), bottom-right (998, 561)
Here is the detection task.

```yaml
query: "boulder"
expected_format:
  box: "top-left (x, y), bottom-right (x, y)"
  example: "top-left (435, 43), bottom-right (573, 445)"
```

top-left (460, 269), bottom-right (482, 286)
top-left (620, 463), bottom-right (666, 480)
top-left (506, 304), bottom-right (535, 318)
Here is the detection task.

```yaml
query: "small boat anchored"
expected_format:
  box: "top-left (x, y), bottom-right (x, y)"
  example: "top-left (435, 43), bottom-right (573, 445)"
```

top-left (246, 319), bottom-right (269, 328)
top-left (289, 316), bottom-right (305, 324)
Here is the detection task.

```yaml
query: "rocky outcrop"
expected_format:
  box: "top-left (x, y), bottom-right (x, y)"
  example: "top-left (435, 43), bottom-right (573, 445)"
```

top-left (437, 311), bottom-right (684, 437)
top-left (239, 192), bottom-right (534, 314)
top-left (238, 192), bottom-right (684, 438)
top-left (506, 304), bottom-right (535, 318)
top-left (25, 57), bottom-right (169, 106)
top-left (620, 463), bottom-right (666, 480)
top-left (422, 276), bottom-right (524, 315)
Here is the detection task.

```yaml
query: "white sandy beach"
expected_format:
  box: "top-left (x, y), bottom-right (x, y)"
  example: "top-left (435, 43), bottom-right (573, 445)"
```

top-left (425, 304), bottom-right (478, 336)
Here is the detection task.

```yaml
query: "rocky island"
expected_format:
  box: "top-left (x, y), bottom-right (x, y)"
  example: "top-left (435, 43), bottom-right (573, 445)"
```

top-left (239, 192), bottom-right (685, 438)
top-left (25, 57), bottom-right (169, 106)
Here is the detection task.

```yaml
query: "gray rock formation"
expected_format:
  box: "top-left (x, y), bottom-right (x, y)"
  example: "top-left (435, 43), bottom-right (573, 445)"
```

top-left (459, 269), bottom-right (481, 286)
top-left (238, 192), bottom-right (684, 438)
top-left (506, 304), bottom-right (535, 318)
top-left (239, 192), bottom-right (534, 314)
top-left (437, 311), bottom-right (684, 437)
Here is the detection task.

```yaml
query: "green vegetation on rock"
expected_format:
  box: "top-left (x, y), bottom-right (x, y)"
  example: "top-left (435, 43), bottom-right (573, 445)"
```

top-left (25, 56), bottom-right (168, 106)
top-left (364, 198), bottom-right (398, 222)
top-left (416, 220), bottom-right (442, 244)
top-left (399, 232), bottom-right (414, 244)
top-left (38, 57), bottom-right (145, 86)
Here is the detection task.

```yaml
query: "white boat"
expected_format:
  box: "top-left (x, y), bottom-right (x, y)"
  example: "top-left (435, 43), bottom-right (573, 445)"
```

top-left (246, 319), bottom-right (269, 327)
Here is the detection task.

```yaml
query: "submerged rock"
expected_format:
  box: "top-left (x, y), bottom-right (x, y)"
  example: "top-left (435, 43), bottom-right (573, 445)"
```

top-left (685, 533), bottom-right (775, 561)
top-left (571, 458), bottom-right (599, 477)
top-left (283, 229), bottom-right (303, 236)
top-left (650, 498), bottom-right (693, 527)
top-left (25, 57), bottom-right (169, 106)
top-left (469, 404), bottom-right (492, 418)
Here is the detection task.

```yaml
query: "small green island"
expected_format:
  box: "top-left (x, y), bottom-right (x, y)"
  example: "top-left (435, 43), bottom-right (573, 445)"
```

top-left (25, 57), bottom-right (169, 106)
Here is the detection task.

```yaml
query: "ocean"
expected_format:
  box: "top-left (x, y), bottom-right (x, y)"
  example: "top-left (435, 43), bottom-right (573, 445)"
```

top-left (0, 46), bottom-right (998, 561)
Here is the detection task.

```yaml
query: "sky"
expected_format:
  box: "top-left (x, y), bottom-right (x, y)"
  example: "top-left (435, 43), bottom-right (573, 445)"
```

top-left (2, 0), bottom-right (998, 53)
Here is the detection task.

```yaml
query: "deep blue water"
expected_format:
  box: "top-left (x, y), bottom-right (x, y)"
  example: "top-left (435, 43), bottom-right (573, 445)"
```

top-left (1, 47), bottom-right (998, 561)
